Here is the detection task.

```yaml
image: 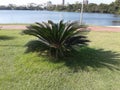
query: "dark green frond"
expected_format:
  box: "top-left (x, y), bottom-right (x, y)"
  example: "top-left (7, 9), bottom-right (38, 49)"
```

top-left (22, 20), bottom-right (89, 58)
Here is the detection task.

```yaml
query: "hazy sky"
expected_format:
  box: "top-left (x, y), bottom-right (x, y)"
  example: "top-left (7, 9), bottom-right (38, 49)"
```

top-left (0, 0), bottom-right (115, 5)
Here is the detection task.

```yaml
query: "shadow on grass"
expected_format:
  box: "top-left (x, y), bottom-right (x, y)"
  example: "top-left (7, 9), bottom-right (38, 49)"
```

top-left (25, 40), bottom-right (120, 71)
top-left (0, 35), bottom-right (15, 40)
top-left (63, 47), bottom-right (120, 72)
top-left (25, 40), bottom-right (48, 53)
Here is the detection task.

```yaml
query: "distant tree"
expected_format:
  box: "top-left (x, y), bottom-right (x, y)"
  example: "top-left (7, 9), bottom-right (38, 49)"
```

top-left (99, 3), bottom-right (109, 13)
top-left (108, 2), bottom-right (116, 13)
top-left (54, 5), bottom-right (66, 11)
top-left (0, 5), bottom-right (10, 10)
top-left (8, 4), bottom-right (16, 10)
top-left (115, 0), bottom-right (120, 14)
top-left (85, 3), bottom-right (98, 13)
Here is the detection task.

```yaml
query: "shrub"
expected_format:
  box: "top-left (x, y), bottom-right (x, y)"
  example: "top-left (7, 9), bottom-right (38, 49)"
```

top-left (23, 20), bottom-right (89, 58)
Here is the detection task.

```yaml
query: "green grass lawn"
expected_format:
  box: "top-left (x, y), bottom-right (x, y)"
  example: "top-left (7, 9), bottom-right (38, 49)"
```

top-left (0, 30), bottom-right (120, 90)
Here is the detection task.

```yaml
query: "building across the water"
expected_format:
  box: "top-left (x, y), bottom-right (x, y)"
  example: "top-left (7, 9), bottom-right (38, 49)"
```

top-left (47, 1), bottom-right (52, 7)
top-left (83, 0), bottom-right (89, 5)
top-left (62, 0), bottom-right (65, 5)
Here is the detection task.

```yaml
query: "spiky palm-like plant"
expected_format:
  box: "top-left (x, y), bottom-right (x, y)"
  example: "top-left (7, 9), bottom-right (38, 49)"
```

top-left (23, 20), bottom-right (89, 58)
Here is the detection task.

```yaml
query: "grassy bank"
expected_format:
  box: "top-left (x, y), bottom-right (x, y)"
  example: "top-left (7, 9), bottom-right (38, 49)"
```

top-left (0, 30), bottom-right (120, 90)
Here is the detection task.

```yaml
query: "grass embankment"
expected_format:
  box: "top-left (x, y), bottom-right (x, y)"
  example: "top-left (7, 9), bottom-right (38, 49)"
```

top-left (0, 30), bottom-right (120, 90)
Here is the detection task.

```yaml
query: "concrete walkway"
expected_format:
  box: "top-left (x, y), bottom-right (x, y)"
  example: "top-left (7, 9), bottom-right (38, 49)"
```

top-left (0, 25), bottom-right (27, 30)
top-left (0, 25), bottom-right (120, 32)
top-left (88, 26), bottom-right (120, 32)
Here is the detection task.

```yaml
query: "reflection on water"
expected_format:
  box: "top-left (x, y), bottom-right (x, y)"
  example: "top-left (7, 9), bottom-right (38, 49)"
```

top-left (0, 10), bottom-right (120, 26)
top-left (112, 20), bottom-right (120, 26)
top-left (112, 14), bottom-right (120, 26)
top-left (113, 14), bottom-right (120, 17)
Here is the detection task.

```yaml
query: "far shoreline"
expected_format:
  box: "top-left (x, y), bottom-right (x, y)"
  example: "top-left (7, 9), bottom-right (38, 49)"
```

top-left (0, 23), bottom-right (120, 27)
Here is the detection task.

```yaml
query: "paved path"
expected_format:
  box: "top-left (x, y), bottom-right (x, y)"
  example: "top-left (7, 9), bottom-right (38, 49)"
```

top-left (0, 25), bottom-right (120, 32)
top-left (0, 25), bottom-right (27, 30)
top-left (88, 26), bottom-right (120, 32)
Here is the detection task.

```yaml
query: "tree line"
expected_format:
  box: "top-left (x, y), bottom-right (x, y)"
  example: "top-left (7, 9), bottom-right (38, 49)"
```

top-left (0, 0), bottom-right (120, 14)
top-left (46, 0), bottom-right (120, 14)
top-left (0, 4), bottom-right (43, 10)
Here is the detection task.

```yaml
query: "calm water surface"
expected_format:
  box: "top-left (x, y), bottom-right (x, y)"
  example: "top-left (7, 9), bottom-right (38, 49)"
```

top-left (0, 10), bottom-right (120, 26)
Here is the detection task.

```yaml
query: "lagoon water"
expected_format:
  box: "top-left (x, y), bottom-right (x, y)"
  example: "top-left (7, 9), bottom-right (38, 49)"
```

top-left (0, 10), bottom-right (120, 26)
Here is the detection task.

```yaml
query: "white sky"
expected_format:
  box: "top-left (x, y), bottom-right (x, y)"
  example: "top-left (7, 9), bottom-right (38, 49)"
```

top-left (0, 0), bottom-right (115, 6)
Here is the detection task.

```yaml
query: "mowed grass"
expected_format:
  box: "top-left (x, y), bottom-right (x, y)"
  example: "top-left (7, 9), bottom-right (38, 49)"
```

top-left (0, 30), bottom-right (120, 90)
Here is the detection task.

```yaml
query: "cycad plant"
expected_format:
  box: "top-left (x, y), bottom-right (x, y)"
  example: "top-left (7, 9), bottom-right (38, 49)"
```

top-left (23, 20), bottom-right (89, 58)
